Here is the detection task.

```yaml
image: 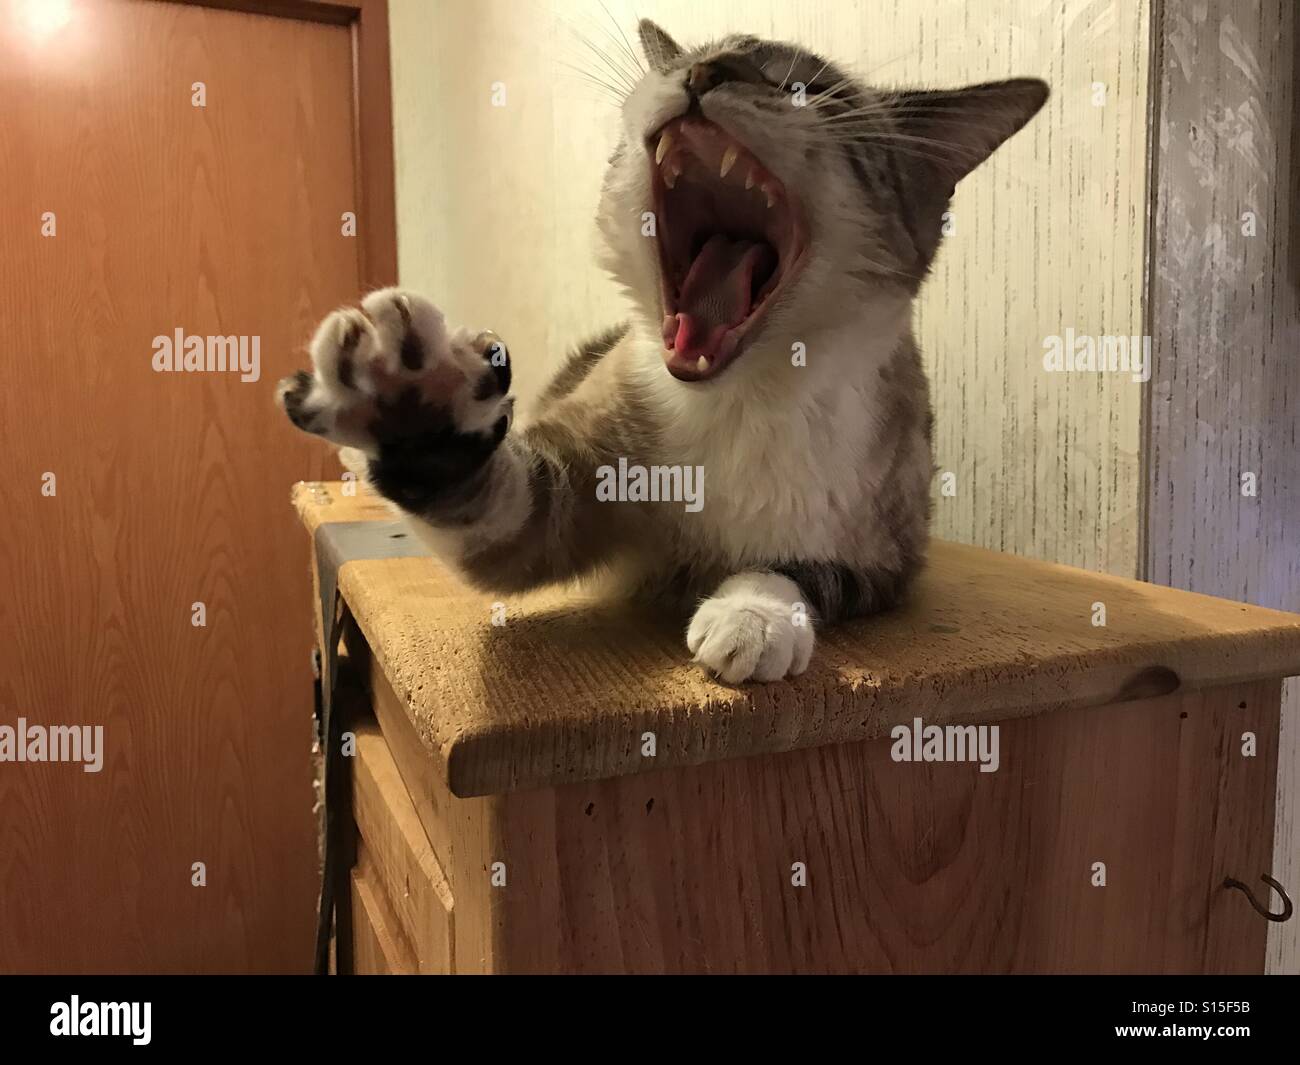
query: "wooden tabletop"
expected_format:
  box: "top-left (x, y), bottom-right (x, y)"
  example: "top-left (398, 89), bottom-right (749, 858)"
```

top-left (293, 481), bottom-right (1300, 797)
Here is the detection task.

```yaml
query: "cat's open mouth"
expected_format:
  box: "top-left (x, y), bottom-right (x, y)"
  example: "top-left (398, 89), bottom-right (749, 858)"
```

top-left (648, 116), bottom-right (807, 382)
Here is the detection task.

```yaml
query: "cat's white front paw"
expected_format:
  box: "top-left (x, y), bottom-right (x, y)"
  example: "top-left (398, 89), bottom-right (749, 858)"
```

top-left (686, 572), bottom-right (814, 684)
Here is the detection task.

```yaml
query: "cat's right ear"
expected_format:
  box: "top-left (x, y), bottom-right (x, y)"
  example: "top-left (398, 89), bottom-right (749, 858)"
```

top-left (638, 19), bottom-right (683, 73)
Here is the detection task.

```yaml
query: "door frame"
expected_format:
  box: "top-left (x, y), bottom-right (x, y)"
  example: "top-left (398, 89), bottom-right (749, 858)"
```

top-left (176, 0), bottom-right (397, 292)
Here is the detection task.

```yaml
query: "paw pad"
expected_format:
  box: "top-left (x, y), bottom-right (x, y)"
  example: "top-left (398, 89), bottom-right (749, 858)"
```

top-left (275, 288), bottom-right (512, 456)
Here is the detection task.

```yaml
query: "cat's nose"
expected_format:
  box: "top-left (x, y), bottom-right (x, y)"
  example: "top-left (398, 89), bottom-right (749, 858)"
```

top-left (686, 55), bottom-right (765, 98)
top-left (687, 62), bottom-right (724, 95)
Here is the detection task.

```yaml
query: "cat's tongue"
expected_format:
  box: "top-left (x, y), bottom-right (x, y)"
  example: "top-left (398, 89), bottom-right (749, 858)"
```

top-left (671, 235), bottom-right (774, 362)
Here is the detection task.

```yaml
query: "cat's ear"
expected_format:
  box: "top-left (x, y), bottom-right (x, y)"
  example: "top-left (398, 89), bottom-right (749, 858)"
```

top-left (638, 19), bottom-right (683, 72)
top-left (894, 78), bottom-right (1048, 187)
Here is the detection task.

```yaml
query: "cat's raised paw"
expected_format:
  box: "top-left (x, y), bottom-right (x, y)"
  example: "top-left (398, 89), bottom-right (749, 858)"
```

top-left (687, 572), bottom-right (814, 684)
top-left (276, 287), bottom-right (512, 457)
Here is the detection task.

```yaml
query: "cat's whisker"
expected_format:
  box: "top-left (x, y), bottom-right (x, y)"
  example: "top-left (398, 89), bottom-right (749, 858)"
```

top-left (818, 103), bottom-right (1016, 125)
top-left (822, 126), bottom-right (1045, 173)
top-left (556, 61), bottom-right (628, 105)
top-left (557, 53), bottom-right (625, 90)
top-left (826, 129), bottom-right (1005, 162)
top-left (802, 81), bottom-right (860, 112)
top-left (823, 132), bottom-right (1039, 173)
top-left (823, 132), bottom-right (996, 162)
top-left (775, 47), bottom-right (801, 95)
top-left (572, 29), bottom-right (638, 96)
top-left (855, 256), bottom-right (925, 281)
top-left (825, 140), bottom-right (975, 170)
top-left (808, 56), bottom-right (834, 84)
top-left (816, 135), bottom-right (1040, 179)
top-left (553, 44), bottom-right (632, 102)
top-left (594, 0), bottom-right (646, 79)
top-left (553, 8), bottom-right (643, 99)
top-left (860, 45), bottom-right (925, 80)
top-left (822, 139), bottom-right (1042, 192)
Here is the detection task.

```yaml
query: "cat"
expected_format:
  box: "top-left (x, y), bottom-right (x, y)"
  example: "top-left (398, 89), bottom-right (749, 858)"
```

top-left (277, 20), bottom-right (1047, 683)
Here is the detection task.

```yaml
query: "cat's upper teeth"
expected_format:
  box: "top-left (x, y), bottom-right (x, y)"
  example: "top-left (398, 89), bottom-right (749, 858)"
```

top-left (650, 117), bottom-right (790, 218)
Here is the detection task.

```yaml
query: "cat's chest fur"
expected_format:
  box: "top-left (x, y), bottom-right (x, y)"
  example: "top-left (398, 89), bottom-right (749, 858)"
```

top-left (637, 340), bottom-right (897, 565)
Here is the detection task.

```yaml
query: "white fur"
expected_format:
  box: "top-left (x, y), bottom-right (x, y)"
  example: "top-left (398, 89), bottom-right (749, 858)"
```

top-left (687, 572), bottom-right (814, 683)
top-left (634, 309), bottom-right (912, 566)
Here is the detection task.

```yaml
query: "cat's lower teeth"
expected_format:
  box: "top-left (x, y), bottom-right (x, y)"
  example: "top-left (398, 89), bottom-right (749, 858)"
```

top-left (697, 356), bottom-right (709, 372)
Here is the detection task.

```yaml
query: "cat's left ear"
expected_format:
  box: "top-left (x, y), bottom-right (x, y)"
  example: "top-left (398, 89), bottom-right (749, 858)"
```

top-left (638, 19), bottom-right (683, 73)
top-left (894, 78), bottom-right (1049, 187)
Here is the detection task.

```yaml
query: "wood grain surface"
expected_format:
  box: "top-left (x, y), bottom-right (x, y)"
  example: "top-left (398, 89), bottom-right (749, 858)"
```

top-left (340, 506), bottom-right (1285, 972)
top-left (0, 0), bottom-right (360, 972)
top-left (294, 483), bottom-right (1300, 797)
top-left (350, 842), bottom-right (417, 975)
top-left (352, 720), bottom-right (453, 973)
top-left (361, 655), bottom-right (1278, 973)
top-left (478, 680), bottom-right (1279, 973)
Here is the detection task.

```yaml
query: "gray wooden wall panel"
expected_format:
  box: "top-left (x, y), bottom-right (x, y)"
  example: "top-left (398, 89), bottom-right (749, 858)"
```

top-left (1146, 0), bottom-right (1300, 973)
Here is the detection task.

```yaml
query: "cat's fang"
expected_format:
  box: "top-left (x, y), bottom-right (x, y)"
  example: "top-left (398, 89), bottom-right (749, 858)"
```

top-left (655, 132), bottom-right (673, 165)
top-left (719, 146), bottom-right (738, 179)
top-left (745, 168), bottom-right (757, 190)
top-left (696, 356), bottom-right (709, 373)
top-left (661, 314), bottom-right (677, 349)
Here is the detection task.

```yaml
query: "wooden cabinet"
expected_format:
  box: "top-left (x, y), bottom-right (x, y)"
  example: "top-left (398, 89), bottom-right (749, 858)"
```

top-left (296, 483), bottom-right (1300, 974)
top-left (348, 719), bottom-right (452, 974)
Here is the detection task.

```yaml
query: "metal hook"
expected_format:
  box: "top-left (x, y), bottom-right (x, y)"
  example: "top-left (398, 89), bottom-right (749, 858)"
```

top-left (1223, 874), bottom-right (1293, 922)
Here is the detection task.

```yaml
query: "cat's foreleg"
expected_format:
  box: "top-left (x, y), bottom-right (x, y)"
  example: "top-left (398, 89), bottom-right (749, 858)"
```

top-left (276, 288), bottom-right (607, 592)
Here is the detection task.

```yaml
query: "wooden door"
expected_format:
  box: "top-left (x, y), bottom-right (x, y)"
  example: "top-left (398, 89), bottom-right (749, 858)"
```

top-left (0, 0), bottom-right (375, 972)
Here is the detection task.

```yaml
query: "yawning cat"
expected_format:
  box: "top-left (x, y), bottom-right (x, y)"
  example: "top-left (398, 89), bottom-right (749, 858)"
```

top-left (277, 21), bottom-right (1047, 683)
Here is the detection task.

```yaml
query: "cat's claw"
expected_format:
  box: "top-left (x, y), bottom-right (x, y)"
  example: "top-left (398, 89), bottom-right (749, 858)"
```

top-left (687, 572), bottom-right (814, 684)
top-left (276, 287), bottom-right (512, 457)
